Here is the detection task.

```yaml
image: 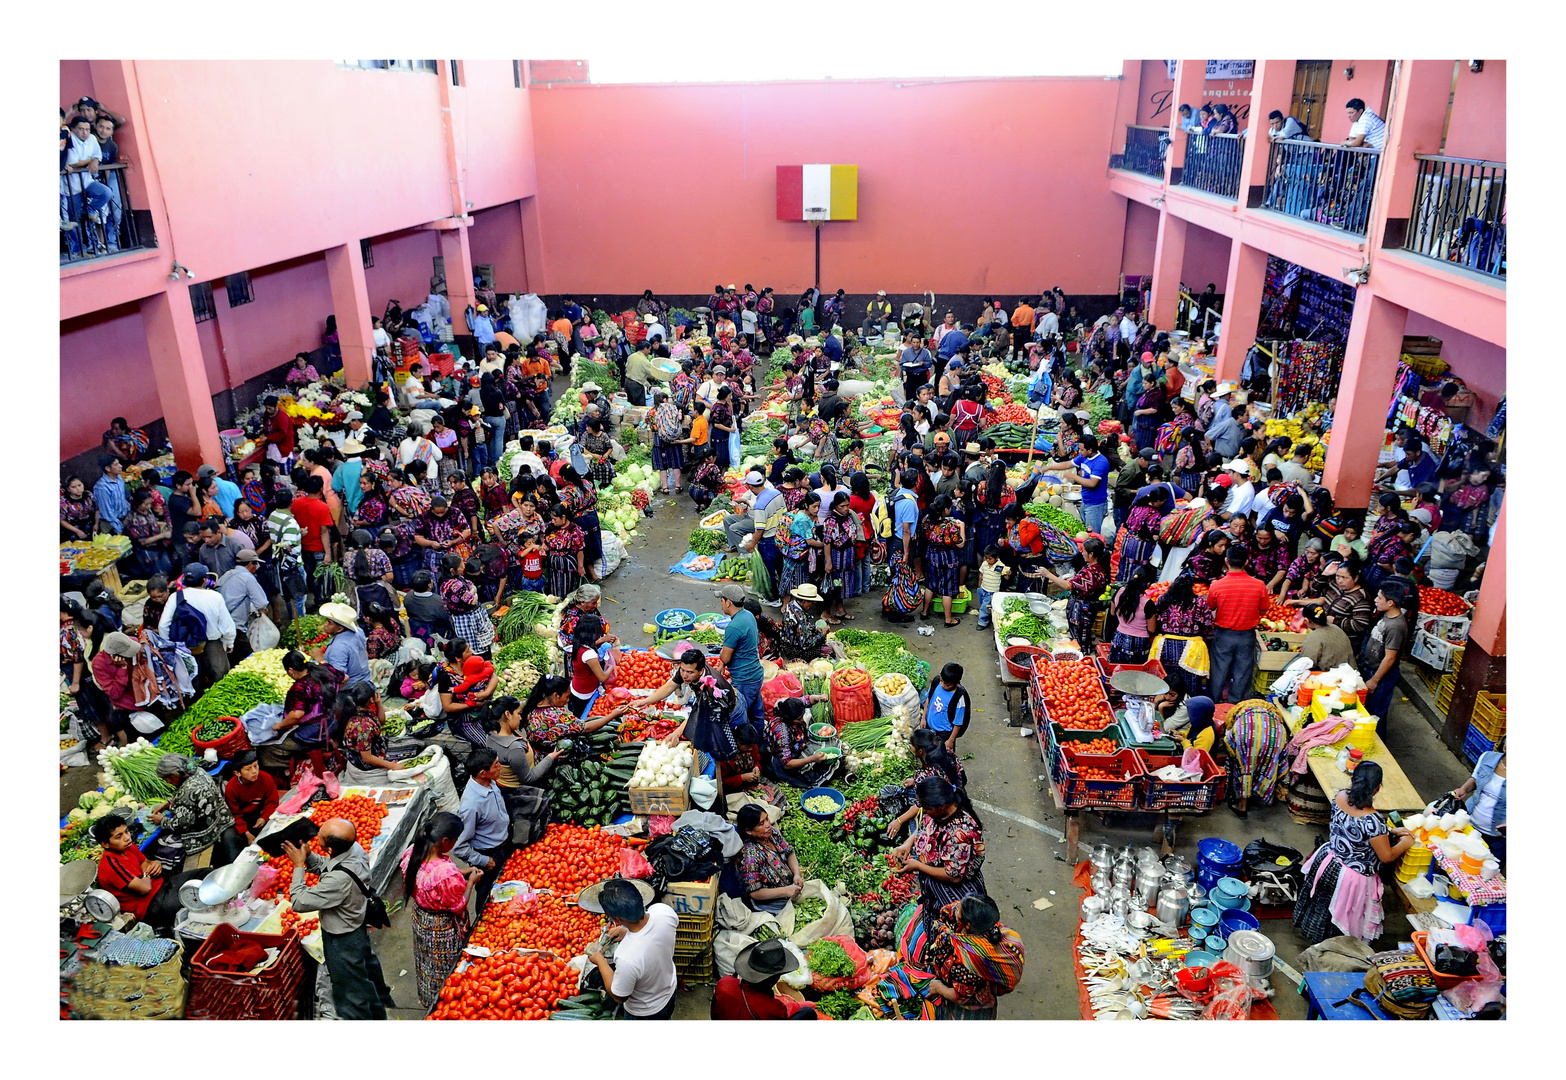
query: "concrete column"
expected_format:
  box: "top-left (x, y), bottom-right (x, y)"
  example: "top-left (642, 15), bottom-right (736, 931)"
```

top-left (1166, 61), bottom-right (1206, 186)
top-left (1148, 212), bottom-right (1188, 331)
top-left (140, 287), bottom-right (223, 474)
top-left (1467, 497), bottom-right (1506, 657)
top-left (440, 226), bottom-right (478, 325)
top-left (1372, 60), bottom-right (1456, 251)
top-left (1239, 61), bottom-right (1297, 206)
top-left (325, 242), bottom-right (375, 387)
top-left (519, 196), bottom-right (546, 296)
top-left (1213, 242), bottom-right (1267, 381)
top-left (1111, 59), bottom-right (1142, 157)
top-left (1321, 290), bottom-right (1407, 508)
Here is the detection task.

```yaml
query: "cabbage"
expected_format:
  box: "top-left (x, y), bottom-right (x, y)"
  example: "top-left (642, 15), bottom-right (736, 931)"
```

top-left (67, 807), bottom-right (89, 824)
top-left (78, 791), bottom-right (104, 811)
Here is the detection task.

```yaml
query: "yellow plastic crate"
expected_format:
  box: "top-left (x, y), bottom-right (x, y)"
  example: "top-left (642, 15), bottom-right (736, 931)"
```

top-left (1436, 674), bottom-right (1457, 714)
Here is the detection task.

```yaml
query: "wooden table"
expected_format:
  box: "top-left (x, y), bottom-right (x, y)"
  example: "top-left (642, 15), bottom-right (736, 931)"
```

top-left (1284, 711), bottom-right (1424, 812)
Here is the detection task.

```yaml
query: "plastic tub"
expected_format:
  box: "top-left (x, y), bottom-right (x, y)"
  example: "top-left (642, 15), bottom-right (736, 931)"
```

top-left (799, 787), bottom-right (846, 821)
top-left (655, 608), bottom-right (697, 633)
top-left (1219, 909), bottom-right (1260, 938)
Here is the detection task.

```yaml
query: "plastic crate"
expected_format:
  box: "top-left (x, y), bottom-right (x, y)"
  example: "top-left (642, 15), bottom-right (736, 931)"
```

top-left (1057, 747), bottom-right (1142, 810)
top-left (1133, 749), bottom-right (1226, 812)
top-left (1097, 657), bottom-right (1170, 706)
top-left (1436, 673), bottom-right (1457, 714)
top-left (1252, 666), bottom-right (1281, 695)
top-left (1046, 722), bottom-right (1122, 784)
top-left (187, 923), bottom-right (303, 1021)
top-left (1414, 661), bottom-right (1445, 694)
top-left (1472, 693), bottom-right (1506, 740)
top-left (675, 947), bottom-right (715, 985)
top-left (674, 910), bottom-right (715, 952)
top-left (1469, 903), bottom-right (1505, 936)
top-left (1463, 724), bottom-right (1496, 764)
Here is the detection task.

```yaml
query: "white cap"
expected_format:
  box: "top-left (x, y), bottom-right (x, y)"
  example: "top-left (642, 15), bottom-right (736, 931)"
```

top-left (877, 290), bottom-right (887, 297)
top-left (1223, 459), bottom-right (1250, 474)
top-left (744, 471), bottom-right (766, 486)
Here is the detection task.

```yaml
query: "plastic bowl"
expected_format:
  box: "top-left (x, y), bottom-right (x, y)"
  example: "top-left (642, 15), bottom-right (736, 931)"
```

top-left (1219, 909), bottom-right (1260, 937)
top-left (1003, 645), bottom-right (1049, 681)
top-left (654, 608), bottom-right (697, 631)
top-left (809, 723), bottom-right (837, 741)
top-left (800, 787), bottom-right (846, 821)
top-left (1184, 950), bottom-right (1219, 969)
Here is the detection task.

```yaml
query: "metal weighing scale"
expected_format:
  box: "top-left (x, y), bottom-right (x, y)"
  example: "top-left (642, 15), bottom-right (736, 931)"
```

top-left (1109, 669), bottom-right (1170, 744)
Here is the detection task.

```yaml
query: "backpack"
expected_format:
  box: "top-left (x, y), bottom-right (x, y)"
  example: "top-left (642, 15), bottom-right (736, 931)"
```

top-left (339, 865), bottom-right (391, 930)
top-left (507, 786), bottom-right (553, 848)
top-left (1241, 839), bottom-right (1304, 906)
top-left (869, 494), bottom-right (893, 540)
top-left (1363, 950), bottom-right (1438, 1019)
top-left (165, 590), bottom-right (209, 649)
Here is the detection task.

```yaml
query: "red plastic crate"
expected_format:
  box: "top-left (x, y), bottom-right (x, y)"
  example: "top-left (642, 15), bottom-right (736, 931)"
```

top-left (1133, 749), bottom-right (1227, 812)
top-left (187, 923), bottom-right (303, 1021)
top-left (1057, 747), bottom-right (1143, 810)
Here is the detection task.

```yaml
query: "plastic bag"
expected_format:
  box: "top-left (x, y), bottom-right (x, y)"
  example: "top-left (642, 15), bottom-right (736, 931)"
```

top-left (715, 929), bottom-right (758, 978)
top-left (277, 763), bottom-right (325, 815)
top-left (786, 880), bottom-right (855, 946)
top-left (248, 612), bottom-right (280, 651)
top-left (241, 703), bottom-right (285, 746)
top-left (808, 935), bottom-right (873, 992)
top-left (873, 676), bottom-right (921, 718)
top-left (1180, 747), bottom-right (1204, 774)
top-left (618, 847), bottom-right (654, 880)
top-left (247, 865), bottom-right (280, 902)
top-left (129, 710), bottom-right (164, 735)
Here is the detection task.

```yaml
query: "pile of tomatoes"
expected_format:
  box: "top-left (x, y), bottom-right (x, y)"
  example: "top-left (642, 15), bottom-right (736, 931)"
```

top-left (1071, 737), bottom-right (1118, 755)
top-left (1036, 660), bottom-right (1115, 730)
top-left (279, 906), bottom-right (319, 937)
top-left (605, 651), bottom-right (673, 691)
top-left (987, 402), bottom-right (1035, 425)
top-left (1419, 585), bottom-right (1469, 617)
top-left (256, 855), bottom-right (318, 901)
top-left (1262, 598), bottom-right (1296, 625)
top-left (428, 949), bottom-right (579, 1021)
top-left (497, 823), bottom-right (628, 896)
top-left (310, 794), bottom-right (390, 847)
top-left (468, 893), bottom-right (604, 956)
top-left (1061, 746), bottom-right (1130, 781)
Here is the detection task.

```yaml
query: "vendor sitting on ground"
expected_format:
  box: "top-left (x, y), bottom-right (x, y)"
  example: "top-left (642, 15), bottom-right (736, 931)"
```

top-left (776, 583), bottom-right (829, 661)
top-left (223, 750), bottom-right (280, 845)
top-left (92, 813), bottom-right (207, 933)
top-left (148, 753), bottom-right (246, 867)
top-left (734, 803), bottom-right (803, 913)
top-left (763, 697), bottom-right (835, 789)
top-left (712, 938), bottom-right (810, 1020)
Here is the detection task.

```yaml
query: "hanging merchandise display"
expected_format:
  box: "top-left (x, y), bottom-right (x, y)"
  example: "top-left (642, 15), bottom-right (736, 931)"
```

top-left (1274, 342), bottom-right (1345, 415)
top-left (1257, 257), bottom-right (1355, 343)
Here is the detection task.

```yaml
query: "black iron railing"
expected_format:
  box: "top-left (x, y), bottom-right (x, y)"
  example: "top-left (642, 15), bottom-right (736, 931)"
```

top-left (1181, 133), bottom-right (1244, 199)
top-left (60, 163), bottom-right (152, 266)
top-left (1116, 124), bottom-right (1168, 180)
top-left (1260, 140), bottom-right (1381, 237)
top-left (1401, 155), bottom-right (1505, 279)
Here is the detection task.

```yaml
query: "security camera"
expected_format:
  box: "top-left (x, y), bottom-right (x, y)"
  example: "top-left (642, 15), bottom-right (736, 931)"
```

top-left (1343, 65), bottom-right (1355, 80)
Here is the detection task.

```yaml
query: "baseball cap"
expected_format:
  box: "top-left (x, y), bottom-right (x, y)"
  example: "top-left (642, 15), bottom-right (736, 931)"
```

top-left (196, 464), bottom-right (217, 478)
top-left (1137, 448), bottom-right (1156, 461)
top-left (346, 410), bottom-right (364, 421)
top-left (76, 96), bottom-right (99, 108)
top-left (1223, 460), bottom-right (1250, 474)
top-left (477, 304), bottom-right (488, 312)
top-left (744, 472), bottom-right (765, 486)
top-left (236, 548), bottom-right (260, 564)
top-left (877, 290), bottom-right (887, 297)
top-left (713, 584), bottom-right (748, 603)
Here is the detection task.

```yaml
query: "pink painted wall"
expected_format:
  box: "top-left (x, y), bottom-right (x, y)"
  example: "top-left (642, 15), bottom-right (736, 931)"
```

top-left (60, 60), bottom-right (93, 108)
top-left (1319, 61), bottom-right (1394, 143)
top-left (529, 78), bottom-right (1129, 296)
top-left (1134, 60), bottom-right (1255, 126)
top-left (1444, 61), bottom-right (1505, 162)
top-left (61, 305), bottom-right (159, 458)
top-left (1402, 311), bottom-right (1505, 430)
top-left (364, 228), bottom-right (442, 316)
top-left (469, 203), bottom-right (530, 295)
top-left (201, 255), bottom-right (334, 389)
top-left (1121, 199), bottom-right (1159, 278)
top-left (60, 60), bottom-right (539, 321)
top-left (1180, 224), bottom-right (1232, 293)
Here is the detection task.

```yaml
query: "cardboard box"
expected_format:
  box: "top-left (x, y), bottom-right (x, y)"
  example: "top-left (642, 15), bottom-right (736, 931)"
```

top-left (663, 874), bottom-right (720, 916)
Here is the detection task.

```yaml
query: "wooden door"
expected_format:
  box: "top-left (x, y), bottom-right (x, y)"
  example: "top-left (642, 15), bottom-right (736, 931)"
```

top-left (1291, 61), bottom-right (1333, 140)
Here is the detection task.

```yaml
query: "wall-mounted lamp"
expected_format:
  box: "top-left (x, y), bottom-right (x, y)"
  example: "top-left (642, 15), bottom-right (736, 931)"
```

top-left (1152, 197), bottom-right (1165, 209)
top-left (167, 261), bottom-right (195, 282)
top-left (1342, 264), bottom-right (1370, 286)
top-left (1468, 60), bottom-right (1484, 74)
top-left (1343, 65), bottom-right (1355, 81)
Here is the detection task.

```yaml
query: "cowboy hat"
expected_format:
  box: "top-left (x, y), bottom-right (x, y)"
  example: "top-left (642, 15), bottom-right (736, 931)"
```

top-left (1212, 382), bottom-right (1236, 398)
top-left (581, 382), bottom-right (602, 393)
top-left (790, 583), bottom-right (824, 602)
top-left (962, 442), bottom-right (983, 455)
top-left (576, 876), bottom-right (656, 914)
top-left (734, 938), bottom-right (806, 984)
top-left (318, 602), bottom-right (359, 632)
top-left (339, 437), bottom-right (368, 455)
top-left (643, 313), bottom-right (657, 323)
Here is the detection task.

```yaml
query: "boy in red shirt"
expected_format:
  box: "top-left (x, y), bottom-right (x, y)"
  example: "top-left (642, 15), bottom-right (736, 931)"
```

top-left (290, 474), bottom-right (336, 576)
top-left (224, 749), bottom-right (280, 844)
top-left (91, 814), bottom-right (203, 931)
top-left (519, 537), bottom-right (546, 592)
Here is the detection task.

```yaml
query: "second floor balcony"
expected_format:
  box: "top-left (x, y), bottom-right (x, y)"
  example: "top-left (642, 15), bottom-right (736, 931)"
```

top-left (1180, 132), bottom-right (1243, 200)
top-left (1401, 154), bottom-right (1505, 280)
top-left (1115, 124), bottom-right (1167, 181)
top-left (60, 163), bottom-right (156, 268)
top-left (1259, 139), bottom-right (1381, 238)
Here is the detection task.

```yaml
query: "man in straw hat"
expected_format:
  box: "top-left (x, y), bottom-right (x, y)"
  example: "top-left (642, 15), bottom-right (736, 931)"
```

top-left (317, 601), bottom-right (371, 688)
top-left (712, 938), bottom-right (809, 1020)
top-left (583, 878), bottom-right (679, 1020)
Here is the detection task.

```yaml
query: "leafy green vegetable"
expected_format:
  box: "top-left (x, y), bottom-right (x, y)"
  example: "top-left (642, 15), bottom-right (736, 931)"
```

top-left (279, 615), bottom-right (327, 649)
top-left (495, 635), bottom-right (552, 671)
top-left (496, 592), bottom-right (557, 644)
top-left (805, 939), bottom-right (856, 978)
top-left (157, 671), bottom-right (283, 756)
top-left (688, 529), bottom-right (729, 556)
top-left (793, 896), bottom-right (828, 929)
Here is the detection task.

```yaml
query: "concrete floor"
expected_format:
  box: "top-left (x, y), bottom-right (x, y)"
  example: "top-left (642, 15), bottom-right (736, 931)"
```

top-left (59, 400), bottom-right (1477, 1020)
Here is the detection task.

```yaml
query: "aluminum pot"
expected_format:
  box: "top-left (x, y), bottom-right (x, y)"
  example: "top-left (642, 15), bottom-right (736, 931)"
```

top-left (1163, 855), bottom-right (1194, 884)
top-left (1082, 895), bottom-right (1108, 921)
top-left (1112, 862), bottom-right (1135, 889)
top-left (1090, 844), bottom-right (1115, 871)
top-left (1223, 930), bottom-right (1276, 985)
top-left (1136, 845), bottom-right (1162, 869)
top-left (1110, 896), bottom-right (1131, 920)
top-left (1156, 884), bottom-right (1189, 926)
top-left (1137, 874), bottom-right (1162, 909)
top-left (1091, 871), bottom-right (1113, 895)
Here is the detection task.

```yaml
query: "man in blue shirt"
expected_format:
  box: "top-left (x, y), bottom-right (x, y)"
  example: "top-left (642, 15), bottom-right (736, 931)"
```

top-left (1205, 402), bottom-right (1245, 459)
top-left (892, 470), bottom-right (922, 564)
top-left (93, 455), bottom-right (130, 534)
top-left (717, 585), bottom-right (766, 728)
top-left (319, 603), bottom-right (371, 688)
top-left (936, 323), bottom-right (969, 363)
top-left (333, 443), bottom-right (366, 516)
top-left (821, 329), bottom-right (844, 364)
top-left (196, 463), bottom-right (243, 518)
top-left (469, 305), bottom-right (497, 348)
top-left (455, 748), bottom-right (511, 908)
top-left (1044, 433), bottom-right (1111, 536)
top-left (899, 333), bottom-right (934, 402)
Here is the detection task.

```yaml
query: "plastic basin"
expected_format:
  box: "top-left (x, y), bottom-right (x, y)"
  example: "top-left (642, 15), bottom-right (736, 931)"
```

top-left (1219, 909), bottom-right (1260, 938)
top-left (655, 608), bottom-right (697, 632)
top-left (800, 787), bottom-right (846, 822)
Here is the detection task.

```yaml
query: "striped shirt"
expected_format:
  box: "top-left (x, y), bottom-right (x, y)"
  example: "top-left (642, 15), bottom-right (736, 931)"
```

top-left (266, 509), bottom-right (303, 555)
top-left (1349, 109), bottom-right (1387, 150)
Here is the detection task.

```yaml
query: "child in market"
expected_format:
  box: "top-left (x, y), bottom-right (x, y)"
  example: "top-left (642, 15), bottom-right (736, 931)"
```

top-left (974, 545), bottom-right (1012, 630)
top-left (922, 663), bottom-right (971, 753)
top-left (518, 536), bottom-right (547, 592)
top-left (451, 654), bottom-right (496, 702)
top-left (1330, 521), bottom-right (1369, 561)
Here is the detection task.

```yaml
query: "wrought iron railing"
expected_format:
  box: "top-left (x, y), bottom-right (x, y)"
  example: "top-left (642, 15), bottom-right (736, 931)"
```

top-left (59, 163), bottom-right (152, 266)
top-left (1180, 132), bottom-right (1243, 199)
top-left (1115, 125), bottom-right (1168, 180)
top-left (1401, 154), bottom-right (1505, 279)
top-left (1260, 140), bottom-right (1381, 237)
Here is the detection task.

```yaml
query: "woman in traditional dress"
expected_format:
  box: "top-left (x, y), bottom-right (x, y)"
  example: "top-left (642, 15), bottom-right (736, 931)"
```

top-left (1223, 698), bottom-right (1292, 817)
top-left (402, 812), bottom-right (483, 1009)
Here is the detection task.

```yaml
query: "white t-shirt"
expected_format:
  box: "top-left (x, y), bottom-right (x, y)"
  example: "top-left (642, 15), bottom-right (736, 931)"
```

top-left (697, 380), bottom-right (722, 405)
top-left (1349, 110), bottom-right (1387, 150)
top-left (611, 904), bottom-right (678, 1017)
top-left (373, 327), bottom-right (390, 349)
top-left (1036, 310), bottom-right (1059, 338)
top-left (741, 310), bottom-right (758, 334)
top-left (64, 132), bottom-right (103, 196)
top-left (1223, 480), bottom-right (1256, 517)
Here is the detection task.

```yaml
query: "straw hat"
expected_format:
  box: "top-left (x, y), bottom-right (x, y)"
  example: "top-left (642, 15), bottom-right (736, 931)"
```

top-left (340, 439), bottom-right (367, 455)
top-left (318, 602), bottom-right (359, 632)
top-left (790, 583), bottom-right (824, 603)
top-left (576, 877), bottom-right (655, 914)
